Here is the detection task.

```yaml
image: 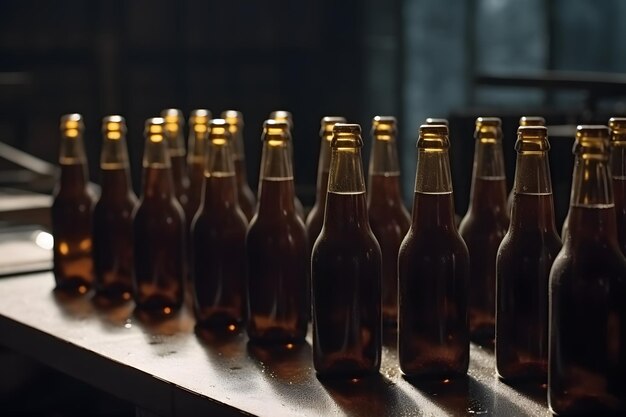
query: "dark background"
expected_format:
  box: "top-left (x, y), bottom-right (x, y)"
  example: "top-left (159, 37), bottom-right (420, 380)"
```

top-left (2, 1), bottom-right (626, 415)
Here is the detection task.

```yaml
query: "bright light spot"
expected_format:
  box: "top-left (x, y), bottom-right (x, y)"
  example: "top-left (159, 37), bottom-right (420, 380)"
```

top-left (122, 292), bottom-right (131, 300)
top-left (443, 378), bottom-right (450, 384)
top-left (78, 285), bottom-right (88, 294)
top-left (34, 231), bottom-right (54, 250)
top-left (228, 324), bottom-right (236, 332)
top-left (59, 242), bottom-right (69, 255)
top-left (285, 343), bottom-right (294, 350)
top-left (79, 238), bottom-right (92, 250)
top-left (351, 378), bottom-right (359, 383)
top-left (163, 307), bottom-right (172, 315)
top-left (124, 323), bottom-right (132, 329)
top-left (107, 131), bottom-right (121, 140)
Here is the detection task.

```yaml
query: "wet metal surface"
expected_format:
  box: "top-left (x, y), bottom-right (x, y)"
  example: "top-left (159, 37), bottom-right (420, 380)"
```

top-left (0, 273), bottom-right (550, 416)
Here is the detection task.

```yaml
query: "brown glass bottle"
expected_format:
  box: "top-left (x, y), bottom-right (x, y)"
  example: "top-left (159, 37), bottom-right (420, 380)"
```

top-left (161, 109), bottom-right (191, 227)
top-left (312, 123), bottom-right (382, 378)
top-left (306, 116), bottom-right (346, 250)
top-left (610, 117), bottom-right (626, 256)
top-left (222, 110), bottom-right (256, 221)
top-left (398, 124), bottom-right (469, 378)
top-left (507, 116), bottom-right (546, 212)
top-left (187, 109), bottom-right (211, 221)
top-left (458, 117), bottom-right (509, 344)
top-left (549, 125), bottom-right (626, 415)
top-left (246, 120), bottom-right (308, 345)
top-left (495, 126), bottom-right (561, 383)
top-left (132, 117), bottom-right (186, 317)
top-left (269, 110), bottom-right (305, 220)
top-left (367, 116), bottom-right (410, 329)
top-left (92, 116), bottom-right (138, 302)
top-left (52, 113), bottom-right (95, 294)
top-left (191, 119), bottom-right (248, 332)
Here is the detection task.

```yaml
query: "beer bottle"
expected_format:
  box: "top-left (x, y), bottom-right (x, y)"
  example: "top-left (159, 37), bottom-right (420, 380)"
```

top-left (246, 119), bottom-right (308, 344)
top-left (306, 116), bottom-right (346, 250)
top-left (507, 116), bottom-right (546, 212)
top-left (367, 116), bottom-right (410, 329)
top-left (192, 119), bottom-right (248, 332)
top-left (93, 116), bottom-right (138, 302)
top-left (221, 110), bottom-right (256, 221)
top-left (312, 123), bottom-right (382, 378)
top-left (609, 117), bottom-right (626, 255)
top-left (458, 117), bottom-right (509, 343)
top-left (398, 124), bottom-right (469, 378)
top-left (495, 126), bottom-right (561, 382)
top-left (549, 125), bottom-right (626, 415)
top-left (187, 109), bottom-right (211, 221)
top-left (161, 109), bottom-right (191, 225)
top-left (133, 117), bottom-right (186, 316)
top-left (269, 110), bottom-right (305, 219)
top-left (52, 113), bottom-right (95, 294)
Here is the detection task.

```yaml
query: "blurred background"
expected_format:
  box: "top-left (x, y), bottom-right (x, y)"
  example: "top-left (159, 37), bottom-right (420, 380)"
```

top-left (1, 0), bottom-right (626, 414)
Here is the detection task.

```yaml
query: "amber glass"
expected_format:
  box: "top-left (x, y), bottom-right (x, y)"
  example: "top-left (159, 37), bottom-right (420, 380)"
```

top-left (222, 110), bottom-right (256, 221)
top-left (306, 116), bottom-right (346, 250)
top-left (398, 124), bottom-right (469, 378)
top-left (610, 117), bottom-right (626, 255)
top-left (246, 119), bottom-right (308, 345)
top-left (495, 126), bottom-right (561, 383)
top-left (187, 109), bottom-right (211, 222)
top-left (425, 118), bottom-right (449, 126)
top-left (507, 116), bottom-right (546, 212)
top-left (93, 116), bottom-right (137, 302)
top-left (458, 117), bottom-right (509, 344)
top-left (161, 108), bottom-right (191, 226)
top-left (191, 119), bottom-right (248, 333)
top-left (312, 123), bottom-right (382, 378)
top-left (549, 125), bottom-right (626, 415)
top-left (132, 117), bottom-right (186, 317)
top-left (52, 113), bottom-right (95, 294)
top-left (269, 110), bottom-right (305, 219)
top-left (367, 116), bottom-right (410, 329)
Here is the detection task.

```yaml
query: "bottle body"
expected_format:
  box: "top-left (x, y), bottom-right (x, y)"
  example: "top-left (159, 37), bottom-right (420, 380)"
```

top-left (549, 205), bottom-right (626, 414)
top-left (305, 169), bottom-right (328, 249)
top-left (398, 191), bottom-right (469, 378)
top-left (368, 173), bottom-right (410, 329)
top-left (458, 175), bottom-right (509, 341)
top-left (246, 178), bottom-right (308, 344)
top-left (93, 166), bottom-right (137, 301)
top-left (312, 191), bottom-right (382, 377)
top-left (496, 193), bottom-right (560, 381)
top-left (192, 174), bottom-right (248, 332)
top-left (52, 162), bottom-right (95, 293)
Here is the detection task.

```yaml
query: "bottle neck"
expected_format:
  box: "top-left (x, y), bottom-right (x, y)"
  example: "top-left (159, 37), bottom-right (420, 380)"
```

top-left (59, 134), bottom-right (87, 165)
top-left (314, 136), bottom-right (332, 202)
top-left (510, 151), bottom-right (556, 231)
top-left (257, 140), bottom-right (295, 216)
top-left (411, 148), bottom-right (455, 227)
top-left (324, 147), bottom-right (368, 229)
top-left (368, 137), bottom-right (403, 206)
top-left (142, 139), bottom-right (174, 199)
top-left (187, 130), bottom-right (206, 167)
top-left (468, 138), bottom-right (507, 212)
top-left (611, 140), bottom-right (626, 180)
top-left (59, 162), bottom-right (89, 193)
top-left (100, 166), bottom-right (133, 199)
top-left (201, 138), bottom-right (238, 210)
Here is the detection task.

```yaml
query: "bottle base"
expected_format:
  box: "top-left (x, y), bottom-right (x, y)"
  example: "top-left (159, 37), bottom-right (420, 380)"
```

top-left (54, 276), bottom-right (92, 296)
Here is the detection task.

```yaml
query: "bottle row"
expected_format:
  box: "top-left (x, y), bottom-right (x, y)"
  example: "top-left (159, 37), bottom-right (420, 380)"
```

top-left (51, 110), bottom-right (626, 416)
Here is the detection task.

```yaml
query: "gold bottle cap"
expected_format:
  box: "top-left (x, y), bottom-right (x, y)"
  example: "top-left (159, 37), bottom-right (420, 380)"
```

top-left (516, 126), bottom-right (549, 152)
top-left (574, 125), bottom-right (610, 156)
top-left (609, 117), bottom-right (626, 137)
top-left (144, 117), bottom-right (165, 142)
top-left (519, 116), bottom-right (545, 127)
top-left (418, 124), bottom-right (449, 150)
top-left (161, 109), bottom-right (184, 139)
top-left (208, 118), bottom-right (229, 138)
top-left (320, 116), bottom-right (346, 136)
top-left (102, 115), bottom-right (127, 140)
top-left (270, 110), bottom-right (293, 129)
top-left (425, 117), bottom-right (449, 126)
top-left (60, 113), bottom-right (85, 138)
top-left (262, 119), bottom-right (289, 141)
top-left (475, 117), bottom-right (502, 140)
top-left (372, 116), bottom-right (397, 136)
top-left (190, 109), bottom-right (211, 125)
top-left (221, 110), bottom-right (244, 127)
top-left (332, 123), bottom-right (363, 148)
